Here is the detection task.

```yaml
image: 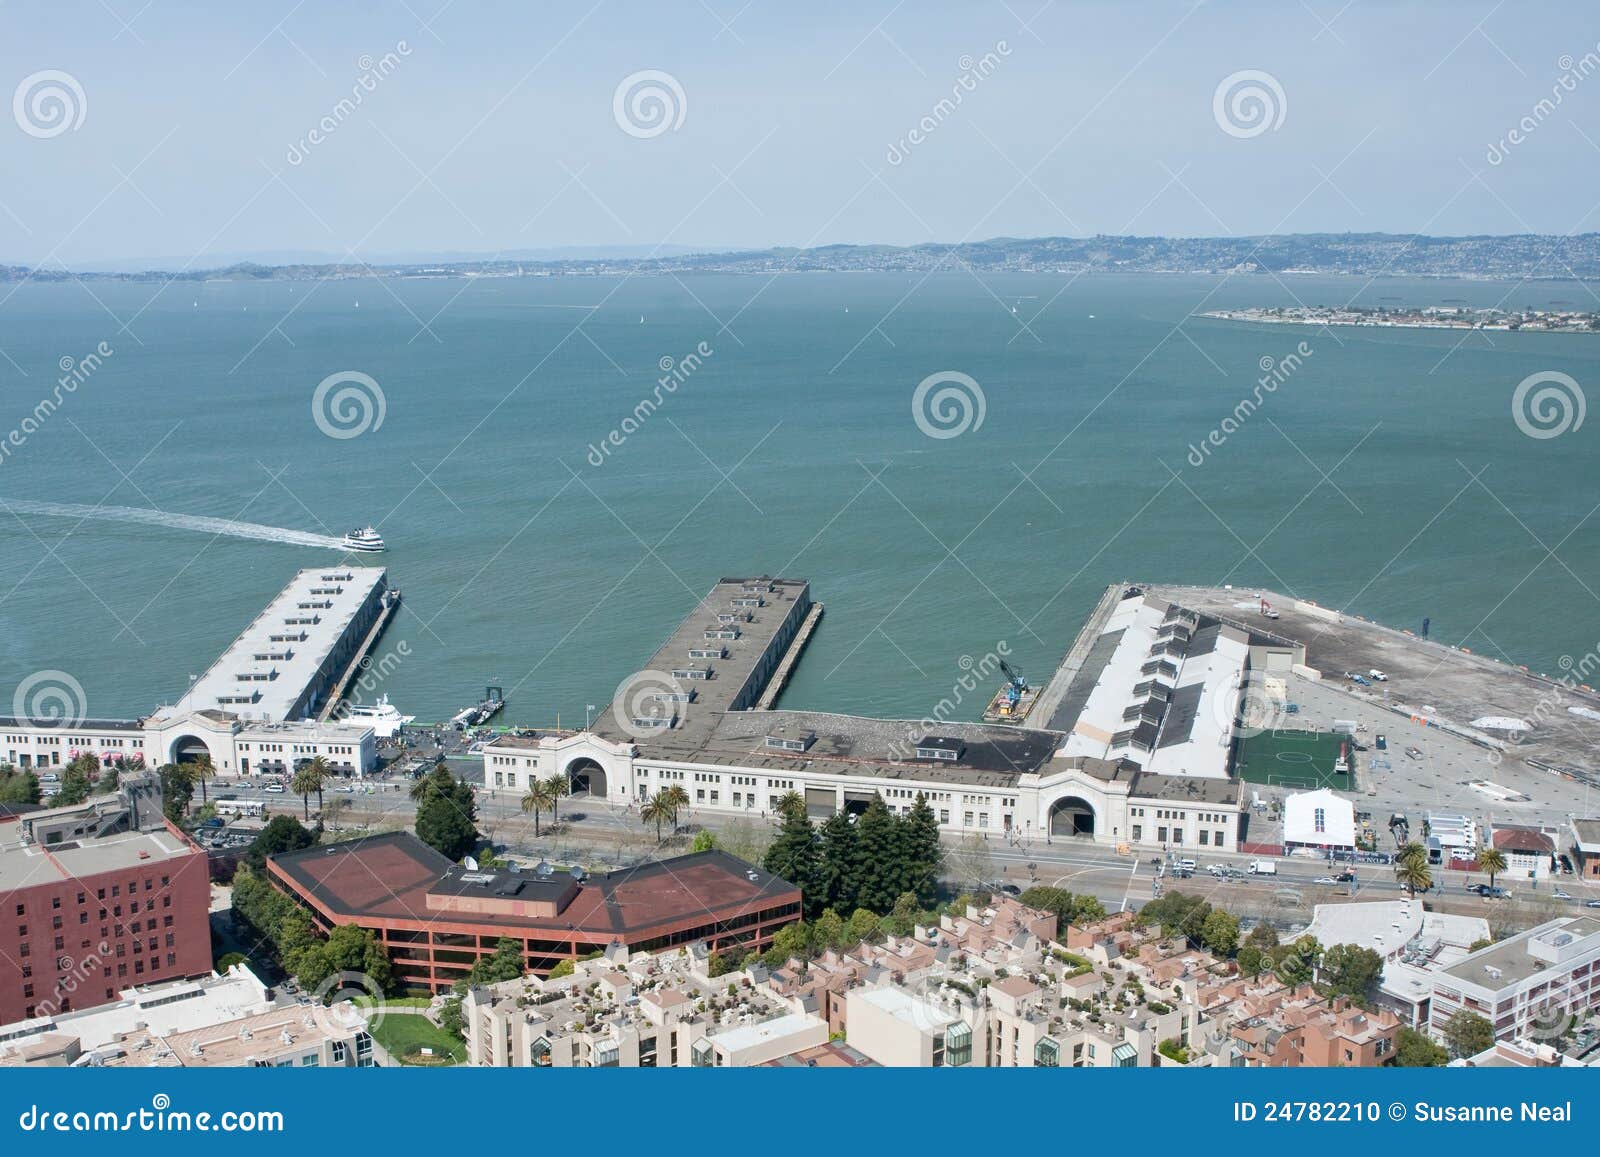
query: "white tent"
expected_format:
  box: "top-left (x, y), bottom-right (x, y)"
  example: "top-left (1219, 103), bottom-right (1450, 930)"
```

top-left (1283, 787), bottom-right (1356, 850)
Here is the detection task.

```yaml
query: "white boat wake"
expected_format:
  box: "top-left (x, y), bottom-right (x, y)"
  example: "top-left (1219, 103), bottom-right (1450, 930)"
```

top-left (0, 498), bottom-right (348, 549)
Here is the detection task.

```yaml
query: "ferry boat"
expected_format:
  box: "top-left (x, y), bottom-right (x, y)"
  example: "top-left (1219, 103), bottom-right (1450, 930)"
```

top-left (342, 526), bottom-right (385, 552)
top-left (343, 694), bottom-right (415, 738)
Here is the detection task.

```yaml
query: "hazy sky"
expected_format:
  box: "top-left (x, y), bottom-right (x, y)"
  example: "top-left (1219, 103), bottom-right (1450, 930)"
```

top-left (4, 0), bottom-right (1600, 266)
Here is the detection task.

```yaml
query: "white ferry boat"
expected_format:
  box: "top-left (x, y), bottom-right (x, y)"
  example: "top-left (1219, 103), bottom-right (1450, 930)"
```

top-left (343, 694), bottom-right (414, 738)
top-left (342, 526), bottom-right (385, 552)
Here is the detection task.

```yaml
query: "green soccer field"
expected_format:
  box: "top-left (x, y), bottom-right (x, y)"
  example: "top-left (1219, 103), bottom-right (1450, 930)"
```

top-left (1233, 728), bottom-right (1354, 790)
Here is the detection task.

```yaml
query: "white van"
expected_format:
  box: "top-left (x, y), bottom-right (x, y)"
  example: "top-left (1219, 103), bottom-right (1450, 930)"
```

top-left (1178, 858), bottom-right (1197, 872)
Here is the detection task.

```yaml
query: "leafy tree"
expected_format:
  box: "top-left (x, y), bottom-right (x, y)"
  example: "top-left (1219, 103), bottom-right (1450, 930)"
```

top-left (763, 797), bottom-right (819, 910)
top-left (296, 924), bottom-right (392, 994)
top-left (1272, 935), bottom-right (1322, 987)
top-left (880, 892), bottom-right (925, 937)
top-left (158, 763), bottom-right (193, 822)
top-left (1319, 943), bottom-right (1384, 1001)
top-left (1019, 886), bottom-right (1106, 933)
top-left (1477, 845), bottom-right (1507, 889)
top-left (1237, 944), bottom-right (1266, 977)
top-left (762, 920), bottom-right (811, 969)
top-left (1394, 1027), bottom-right (1449, 1067)
top-left (1244, 923), bottom-right (1279, 953)
top-left (690, 830), bottom-right (717, 852)
top-left (811, 907), bottom-right (846, 952)
top-left (1200, 908), bottom-right (1241, 956)
top-left (1441, 1010), bottom-right (1494, 1059)
top-left (412, 767), bottom-right (479, 861)
top-left (457, 937), bottom-right (525, 990)
top-left (0, 766), bottom-right (41, 805)
top-left (547, 959), bottom-right (575, 979)
top-left (437, 995), bottom-right (466, 1041)
top-left (291, 758), bottom-right (328, 820)
top-left (1137, 891), bottom-right (1213, 942)
top-left (814, 811), bottom-right (859, 914)
top-left (55, 755), bottom-right (96, 806)
top-left (245, 814), bottom-right (317, 870)
top-left (846, 907), bottom-right (880, 945)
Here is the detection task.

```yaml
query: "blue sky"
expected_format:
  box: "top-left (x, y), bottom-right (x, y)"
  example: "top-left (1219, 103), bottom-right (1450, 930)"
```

top-left (3, 0), bottom-right (1600, 266)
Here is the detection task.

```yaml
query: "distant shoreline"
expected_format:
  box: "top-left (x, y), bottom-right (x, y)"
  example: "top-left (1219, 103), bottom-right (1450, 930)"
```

top-left (1198, 306), bottom-right (1600, 334)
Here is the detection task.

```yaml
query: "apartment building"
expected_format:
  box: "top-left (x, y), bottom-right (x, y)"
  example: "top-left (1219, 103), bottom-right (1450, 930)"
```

top-left (1431, 917), bottom-right (1600, 1042)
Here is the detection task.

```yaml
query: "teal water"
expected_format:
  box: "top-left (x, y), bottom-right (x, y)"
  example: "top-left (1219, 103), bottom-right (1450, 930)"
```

top-left (1, 272), bottom-right (1596, 725)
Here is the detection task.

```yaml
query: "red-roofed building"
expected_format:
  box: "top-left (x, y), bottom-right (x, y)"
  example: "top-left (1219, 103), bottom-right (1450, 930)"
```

top-left (267, 833), bottom-right (800, 993)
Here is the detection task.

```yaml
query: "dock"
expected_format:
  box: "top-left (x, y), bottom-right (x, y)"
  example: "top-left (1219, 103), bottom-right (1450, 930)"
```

top-left (755, 602), bottom-right (824, 710)
top-left (317, 587), bottom-right (402, 722)
top-left (1026, 582), bottom-right (1127, 731)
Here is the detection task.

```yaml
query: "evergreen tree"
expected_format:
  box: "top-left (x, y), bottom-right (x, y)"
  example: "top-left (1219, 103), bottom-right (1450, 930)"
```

top-left (902, 793), bottom-right (943, 908)
top-left (762, 797), bottom-right (819, 912)
top-left (814, 810), bottom-right (859, 914)
top-left (852, 797), bottom-right (901, 914)
top-left (413, 770), bottom-right (479, 862)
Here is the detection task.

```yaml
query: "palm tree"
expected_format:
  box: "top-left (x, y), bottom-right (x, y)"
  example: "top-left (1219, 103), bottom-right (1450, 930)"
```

top-left (306, 756), bottom-right (331, 813)
top-left (659, 784), bottom-right (690, 833)
top-left (189, 754), bottom-right (216, 804)
top-left (542, 773), bottom-right (570, 824)
top-left (290, 761), bottom-right (325, 821)
top-left (1395, 856), bottom-right (1432, 898)
top-left (520, 780), bottom-right (553, 837)
top-left (775, 789), bottom-right (804, 820)
top-left (1477, 845), bottom-right (1507, 890)
top-left (640, 794), bottom-right (673, 841)
top-left (1397, 841), bottom-right (1428, 866)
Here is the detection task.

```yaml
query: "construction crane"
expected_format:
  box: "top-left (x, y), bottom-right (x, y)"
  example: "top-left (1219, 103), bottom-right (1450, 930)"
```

top-left (997, 659), bottom-right (1028, 705)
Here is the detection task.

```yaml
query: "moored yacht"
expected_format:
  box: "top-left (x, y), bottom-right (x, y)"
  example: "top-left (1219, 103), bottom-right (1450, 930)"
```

top-left (342, 694), bottom-right (414, 738)
top-left (342, 526), bottom-right (385, 552)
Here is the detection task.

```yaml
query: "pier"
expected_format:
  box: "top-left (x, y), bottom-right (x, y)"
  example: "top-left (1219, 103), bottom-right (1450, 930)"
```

top-left (318, 587), bottom-right (403, 721)
top-left (755, 601), bottom-right (824, 710)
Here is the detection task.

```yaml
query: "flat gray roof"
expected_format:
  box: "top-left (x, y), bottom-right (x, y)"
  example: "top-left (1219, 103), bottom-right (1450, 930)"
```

top-left (1439, 916), bottom-right (1600, 988)
top-left (590, 577), bottom-right (809, 755)
top-left (157, 567), bottom-right (386, 723)
top-left (0, 827), bottom-right (196, 892)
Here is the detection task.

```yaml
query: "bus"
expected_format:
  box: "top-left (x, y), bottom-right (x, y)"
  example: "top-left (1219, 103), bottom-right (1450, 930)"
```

top-left (215, 798), bottom-right (266, 818)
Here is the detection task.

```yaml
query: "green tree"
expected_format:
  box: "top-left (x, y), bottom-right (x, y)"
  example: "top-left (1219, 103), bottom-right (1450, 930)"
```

top-left (520, 779), bottom-right (554, 837)
top-left (290, 760), bottom-right (325, 821)
top-left (1019, 886), bottom-right (1107, 933)
top-left (1137, 891), bottom-right (1213, 942)
top-left (296, 924), bottom-right (392, 994)
top-left (158, 763), bottom-right (193, 822)
top-left (814, 811), bottom-right (859, 914)
top-left (763, 796), bottom-right (819, 910)
top-left (851, 797), bottom-right (902, 913)
top-left (1237, 944), bottom-right (1266, 977)
top-left (812, 907), bottom-right (846, 952)
top-left (640, 793), bottom-right (674, 841)
top-left (1200, 908), bottom-right (1241, 956)
top-left (1319, 943), bottom-right (1384, 1001)
top-left (846, 907), bottom-right (880, 945)
top-left (188, 753), bottom-right (217, 805)
top-left (1272, 935), bottom-right (1322, 986)
top-left (1395, 856), bottom-right (1433, 898)
top-left (0, 766), bottom-right (42, 805)
top-left (901, 793), bottom-right (943, 908)
top-left (658, 783), bottom-right (690, 829)
top-left (458, 936), bottom-right (525, 990)
top-left (55, 755), bottom-right (97, 806)
top-left (1393, 1027), bottom-right (1449, 1067)
top-left (762, 920), bottom-right (811, 969)
top-left (542, 773), bottom-right (570, 824)
top-left (880, 891), bottom-right (924, 937)
top-left (690, 830), bottom-right (717, 852)
top-left (1441, 1010), bottom-right (1494, 1059)
top-left (1477, 845), bottom-right (1507, 889)
top-left (413, 768), bottom-right (479, 862)
top-left (245, 814), bottom-right (318, 870)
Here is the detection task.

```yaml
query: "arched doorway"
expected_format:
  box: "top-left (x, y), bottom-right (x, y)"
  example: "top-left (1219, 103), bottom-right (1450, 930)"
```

top-left (566, 757), bottom-right (607, 797)
top-left (170, 735), bottom-right (212, 765)
top-left (1048, 796), bottom-right (1096, 838)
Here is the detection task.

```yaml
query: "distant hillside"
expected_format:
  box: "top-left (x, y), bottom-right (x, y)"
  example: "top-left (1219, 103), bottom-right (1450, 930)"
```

top-left (7, 232), bottom-right (1600, 282)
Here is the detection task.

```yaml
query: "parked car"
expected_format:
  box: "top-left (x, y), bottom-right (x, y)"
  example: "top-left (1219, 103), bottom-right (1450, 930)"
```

top-left (1313, 876), bottom-right (1338, 885)
top-left (1405, 746), bottom-right (1424, 760)
top-left (1333, 871), bottom-right (1356, 883)
top-left (37, 772), bottom-right (59, 782)
top-left (1368, 669), bottom-right (1388, 681)
top-left (1586, 900), bottom-right (1600, 909)
top-left (994, 882), bottom-right (1021, 896)
top-left (1554, 890), bottom-right (1573, 900)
